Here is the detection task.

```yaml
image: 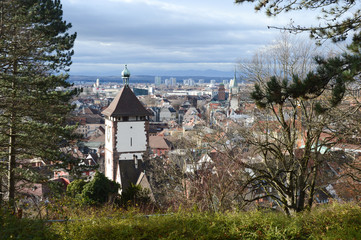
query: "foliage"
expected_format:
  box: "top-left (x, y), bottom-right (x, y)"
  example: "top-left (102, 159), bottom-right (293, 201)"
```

top-left (66, 179), bottom-right (86, 198)
top-left (48, 203), bottom-right (361, 240)
top-left (235, 0), bottom-right (361, 44)
top-left (244, 47), bottom-right (361, 214)
top-left (0, 0), bottom-right (77, 209)
top-left (235, 9), bottom-right (361, 214)
top-left (2, 202), bottom-right (361, 239)
top-left (119, 184), bottom-right (152, 209)
top-left (81, 172), bottom-right (120, 205)
top-left (0, 212), bottom-right (58, 240)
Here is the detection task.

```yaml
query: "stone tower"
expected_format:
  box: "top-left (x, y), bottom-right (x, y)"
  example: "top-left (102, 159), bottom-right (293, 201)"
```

top-left (102, 65), bottom-right (151, 191)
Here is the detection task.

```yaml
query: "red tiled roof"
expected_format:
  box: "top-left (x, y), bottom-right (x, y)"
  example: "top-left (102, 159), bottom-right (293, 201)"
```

top-left (102, 86), bottom-right (151, 117)
top-left (149, 136), bottom-right (170, 149)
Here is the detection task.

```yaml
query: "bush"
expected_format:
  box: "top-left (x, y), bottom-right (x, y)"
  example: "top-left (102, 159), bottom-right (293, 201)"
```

top-left (49, 203), bottom-right (361, 240)
top-left (81, 171), bottom-right (120, 205)
top-left (65, 172), bottom-right (120, 206)
top-left (67, 179), bottom-right (86, 198)
top-left (0, 212), bottom-right (57, 240)
top-left (119, 184), bottom-right (152, 208)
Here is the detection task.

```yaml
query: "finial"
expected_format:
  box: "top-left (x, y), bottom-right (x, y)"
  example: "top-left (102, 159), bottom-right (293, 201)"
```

top-left (121, 64), bottom-right (130, 86)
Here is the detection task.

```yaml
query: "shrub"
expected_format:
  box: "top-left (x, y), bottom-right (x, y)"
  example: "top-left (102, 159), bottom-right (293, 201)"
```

top-left (119, 184), bottom-right (152, 208)
top-left (0, 212), bottom-right (57, 240)
top-left (67, 179), bottom-right (86, 198)
top-left (81, 171), bottom-right (120, 205)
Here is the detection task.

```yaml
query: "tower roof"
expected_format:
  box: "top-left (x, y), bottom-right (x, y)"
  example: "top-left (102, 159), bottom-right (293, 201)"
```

top-left (229, 67), bottom-right (238, 89)
top-left (102, 85), bottom-right (151, 117)
top-left (122, 64), bottom-right (130, 78)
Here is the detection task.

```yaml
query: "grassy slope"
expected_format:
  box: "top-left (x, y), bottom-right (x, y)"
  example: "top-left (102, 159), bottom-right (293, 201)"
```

top-left (2, 203), bottom-right (361, 240)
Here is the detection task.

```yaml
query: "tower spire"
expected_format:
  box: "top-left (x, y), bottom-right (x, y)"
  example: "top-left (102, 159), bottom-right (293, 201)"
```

top-left (122, 64), bottom-right (130, 86)
top-left (234, 66), bottom-right (237, 84)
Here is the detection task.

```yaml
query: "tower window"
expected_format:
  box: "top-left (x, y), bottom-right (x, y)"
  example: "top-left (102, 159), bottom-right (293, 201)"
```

top-left (123, 116), bottom-right (129, 121)
top-left (130, 137), bottom-right (132, 146)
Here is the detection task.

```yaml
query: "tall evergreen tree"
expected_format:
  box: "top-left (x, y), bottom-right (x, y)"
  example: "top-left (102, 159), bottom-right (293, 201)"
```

top-left (0, 0), bottom-right (77, 210)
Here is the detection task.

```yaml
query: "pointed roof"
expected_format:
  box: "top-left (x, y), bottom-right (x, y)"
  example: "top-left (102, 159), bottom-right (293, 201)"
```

top-left (102, 85), bottom-right (151, 117)
top-left (229, 67), bottom-right (238, 89)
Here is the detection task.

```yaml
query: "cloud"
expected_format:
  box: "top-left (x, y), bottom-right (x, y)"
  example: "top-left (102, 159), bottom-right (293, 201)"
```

top-left (61, 0), bottom-right (322, 76)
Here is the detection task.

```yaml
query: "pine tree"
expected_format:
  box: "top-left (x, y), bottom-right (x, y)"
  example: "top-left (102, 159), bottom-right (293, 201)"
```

top-left (235, 0), bottom-right (361, 44)
top-left (0, 0), bottom-right (77, 210)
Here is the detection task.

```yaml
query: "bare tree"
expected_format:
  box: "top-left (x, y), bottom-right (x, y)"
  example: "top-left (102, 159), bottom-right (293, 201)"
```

top-left (239, 33), bottom-right (321, 84)
top-left (145, 128), bottom-right (249, 212)
top-left (238, 33), bottom-right (361, 214)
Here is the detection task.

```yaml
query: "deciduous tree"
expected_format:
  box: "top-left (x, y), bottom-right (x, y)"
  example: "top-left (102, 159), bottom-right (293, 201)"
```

top-left (242, 44), bottom-right (361, 214)
top-left (236, 0), bottom-right (361, 214)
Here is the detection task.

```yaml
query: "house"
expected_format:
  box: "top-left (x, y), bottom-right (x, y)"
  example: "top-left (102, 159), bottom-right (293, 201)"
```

top-left (149, 136), bottom-right (172, 157)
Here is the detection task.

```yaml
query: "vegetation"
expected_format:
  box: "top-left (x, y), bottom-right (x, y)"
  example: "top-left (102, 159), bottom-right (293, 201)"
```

top-left (235, 0), bottom-right (361, 214)
top-left (235, 0), bottom-right (361, 44)
top-left (1, 203), bottom-right (361, 239)
top-left (0, 212), bottom-right (57, 240)
top-left (66, 172), bottom-right (120, 205)
top-left (119, 183), bottom-right (152, 209)
top-left (0, 0), bottom-right (77, 210)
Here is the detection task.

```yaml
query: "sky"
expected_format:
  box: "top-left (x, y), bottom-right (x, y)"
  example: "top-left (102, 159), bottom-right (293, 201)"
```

top-left (61, 0), bottom-right (319, 77)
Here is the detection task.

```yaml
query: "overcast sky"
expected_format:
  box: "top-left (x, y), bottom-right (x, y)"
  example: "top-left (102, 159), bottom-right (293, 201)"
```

top-left (61, 0), bottom-right (319, 77)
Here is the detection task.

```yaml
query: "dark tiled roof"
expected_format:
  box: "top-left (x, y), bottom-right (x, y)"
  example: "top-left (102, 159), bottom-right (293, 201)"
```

top-left (102, 86), bottom-right (151, 117)
top-left (119, 160), bottom-right (142, 190)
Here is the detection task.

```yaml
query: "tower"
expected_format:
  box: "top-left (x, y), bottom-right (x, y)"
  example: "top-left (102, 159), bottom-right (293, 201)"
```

top-left (229, 67), bottom-right (240, 111)
top-left (218, 83), bottom-right (225, 101)
top-left (102, 65), bottom-right (151, 191)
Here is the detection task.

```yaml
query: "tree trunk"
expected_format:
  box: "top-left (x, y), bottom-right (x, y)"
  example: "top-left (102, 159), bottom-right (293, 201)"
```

top-left (7, 113), bottom-right (16, 212)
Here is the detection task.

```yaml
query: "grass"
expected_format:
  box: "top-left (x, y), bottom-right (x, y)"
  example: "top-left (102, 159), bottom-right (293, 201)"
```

top-left (2, 203), bottom-right (361, 239)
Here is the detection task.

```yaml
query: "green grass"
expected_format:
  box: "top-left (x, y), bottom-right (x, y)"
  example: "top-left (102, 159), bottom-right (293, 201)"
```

top-left (2, 203), bottom-right (361, 239)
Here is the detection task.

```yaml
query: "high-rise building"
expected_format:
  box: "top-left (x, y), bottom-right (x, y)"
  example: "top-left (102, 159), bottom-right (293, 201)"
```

top-left (189, 78), bottom-right (195, 86)
top-left (170, 77), bottom-right (176, 86)
top-left (155, 76), bottom-right (162, 86)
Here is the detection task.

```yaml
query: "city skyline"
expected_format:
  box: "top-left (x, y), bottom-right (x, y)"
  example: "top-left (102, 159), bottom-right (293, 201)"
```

top-left (62, 0), bottom-right (320, 77)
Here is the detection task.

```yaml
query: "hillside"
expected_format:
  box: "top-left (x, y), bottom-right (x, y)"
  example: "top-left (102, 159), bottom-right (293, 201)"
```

top-left (2, 203), bottom-right (361, 239)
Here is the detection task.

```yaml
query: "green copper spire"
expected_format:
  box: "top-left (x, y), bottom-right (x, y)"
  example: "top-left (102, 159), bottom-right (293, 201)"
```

top-left (122, 64), bottom-right (130, 86)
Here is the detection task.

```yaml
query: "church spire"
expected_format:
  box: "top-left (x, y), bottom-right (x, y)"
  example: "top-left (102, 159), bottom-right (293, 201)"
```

top-left (233, 66), bottom-right (238, 86)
